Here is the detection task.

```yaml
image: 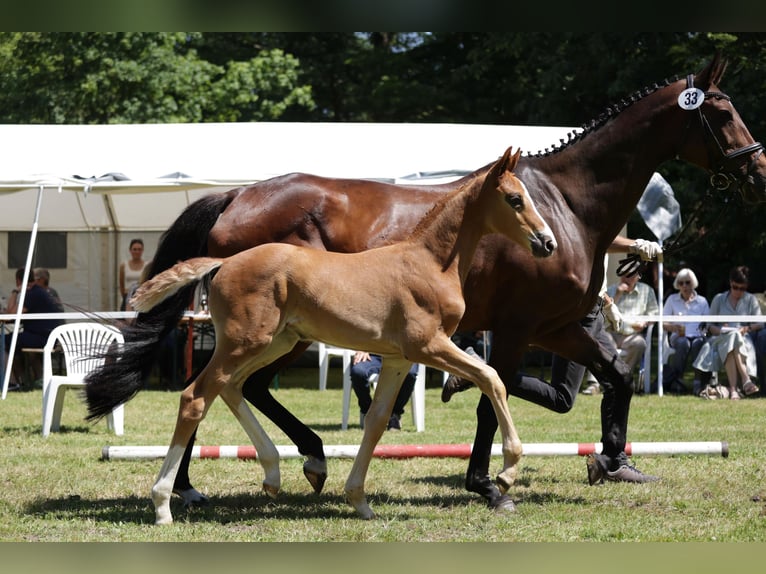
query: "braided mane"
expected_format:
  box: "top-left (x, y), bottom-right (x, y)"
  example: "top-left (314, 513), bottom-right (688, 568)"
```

top-left (529, 75), bottom-right (681, 157)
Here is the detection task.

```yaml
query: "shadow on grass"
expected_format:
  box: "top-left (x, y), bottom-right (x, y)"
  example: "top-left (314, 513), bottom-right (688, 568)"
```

top-left (25, 483), bottom-right (563, 524)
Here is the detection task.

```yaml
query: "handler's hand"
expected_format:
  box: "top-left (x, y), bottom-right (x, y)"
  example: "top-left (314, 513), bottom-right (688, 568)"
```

top-left (603, 297), bottom-right (624, 333)
top-left (629, 238), bottom-right (663, 262)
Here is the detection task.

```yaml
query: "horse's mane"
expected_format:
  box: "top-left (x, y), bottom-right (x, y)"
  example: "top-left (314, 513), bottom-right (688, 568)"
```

top-left (530, 74), bottom-right (681, 158)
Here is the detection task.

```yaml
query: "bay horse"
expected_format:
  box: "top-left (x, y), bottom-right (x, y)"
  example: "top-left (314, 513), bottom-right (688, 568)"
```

top-left (85, 54), bottom-right (766, 512)
top-left (127, 147), bottom-right (555, 523)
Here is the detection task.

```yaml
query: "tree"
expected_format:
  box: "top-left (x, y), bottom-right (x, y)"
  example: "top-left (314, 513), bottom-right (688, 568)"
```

top-left (0, 32), bottom-right (314, 124)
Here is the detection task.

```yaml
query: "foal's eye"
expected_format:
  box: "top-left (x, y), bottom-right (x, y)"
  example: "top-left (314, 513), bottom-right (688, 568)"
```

top-left (505, 194), bottom-right (524, 211)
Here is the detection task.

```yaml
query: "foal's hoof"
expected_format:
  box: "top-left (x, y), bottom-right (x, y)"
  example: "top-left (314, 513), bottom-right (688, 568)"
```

top-left (303, 457), bottom-right (328, 494)
top-left (262, 481), bottom-right (280, 499)
top-left (489, 494), bottom-right (516, 514)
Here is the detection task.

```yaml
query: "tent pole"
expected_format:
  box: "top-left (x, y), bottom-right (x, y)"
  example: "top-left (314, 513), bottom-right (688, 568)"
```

top-left (2, 185), bottom-right (44, 399)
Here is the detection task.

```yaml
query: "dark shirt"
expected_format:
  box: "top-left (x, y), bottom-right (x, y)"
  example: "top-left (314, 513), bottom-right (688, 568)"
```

top-left (21, 284), bottom-right (64, 336)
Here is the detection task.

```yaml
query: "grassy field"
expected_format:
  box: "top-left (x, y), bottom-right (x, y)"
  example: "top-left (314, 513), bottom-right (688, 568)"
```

top-left (1, 366), bottom-right (765, 544)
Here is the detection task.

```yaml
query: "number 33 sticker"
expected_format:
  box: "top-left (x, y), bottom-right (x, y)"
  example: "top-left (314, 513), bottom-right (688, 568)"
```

top-left (678, 87), bottom-right (705, 110)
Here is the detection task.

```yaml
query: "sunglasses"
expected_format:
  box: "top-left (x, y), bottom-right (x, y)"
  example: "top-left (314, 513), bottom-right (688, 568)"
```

top-left (731, 284), bottom-right (748, 292)
top-left (678, 280), bottom-right (691, 286)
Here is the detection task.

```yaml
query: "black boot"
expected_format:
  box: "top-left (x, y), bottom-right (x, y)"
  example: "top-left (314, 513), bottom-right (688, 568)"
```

top-left (441, 347), bottom-right (483, 402)
top-left (441, 375), bottom-right (475, 402)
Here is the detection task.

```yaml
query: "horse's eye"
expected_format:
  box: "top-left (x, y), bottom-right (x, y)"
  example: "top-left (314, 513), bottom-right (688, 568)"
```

top-left (505, 194), bottom-right (524, 211)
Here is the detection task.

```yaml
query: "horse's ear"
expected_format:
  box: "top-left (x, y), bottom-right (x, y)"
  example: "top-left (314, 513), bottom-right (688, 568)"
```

top-left (695, 52), bottom-right (727, 89)
top-left (499, 146), bottom-right (521, 173)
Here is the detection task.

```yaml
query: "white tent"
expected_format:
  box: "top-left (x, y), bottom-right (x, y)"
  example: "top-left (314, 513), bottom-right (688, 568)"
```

top-left (0, 122), bottom-right (574, 308)
top-left (0, 122), bottom-right (575, 398)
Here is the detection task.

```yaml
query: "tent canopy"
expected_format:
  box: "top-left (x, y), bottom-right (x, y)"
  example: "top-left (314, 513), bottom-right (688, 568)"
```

top-left (0, 122), bottom-right (574, 232)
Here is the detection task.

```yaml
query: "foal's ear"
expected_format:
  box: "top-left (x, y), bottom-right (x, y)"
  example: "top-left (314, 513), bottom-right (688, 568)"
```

top-left (500, 146), bottom-right (522, 173)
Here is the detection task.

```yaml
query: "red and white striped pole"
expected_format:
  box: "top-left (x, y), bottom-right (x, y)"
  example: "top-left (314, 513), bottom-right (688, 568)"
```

top-left (102, 441), bottom-right (728, 461)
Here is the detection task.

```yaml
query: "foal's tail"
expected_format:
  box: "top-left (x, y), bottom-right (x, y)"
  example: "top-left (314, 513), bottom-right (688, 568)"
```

top-left (131, 258), bottom-right (224, 313)
top-left (84, 190), bottom-right (238, 422)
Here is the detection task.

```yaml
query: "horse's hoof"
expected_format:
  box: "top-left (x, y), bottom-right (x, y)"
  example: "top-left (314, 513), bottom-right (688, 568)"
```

top-left (173, 487), bottom-right (210, 508)
top-left (303, 468), bottom-right (328, 494)
top-left (489, 494), bottom-right (516, 514)
top-left (262, 481), bottom-right (280, 499)
top-left (303, 457), bottom-right (328, 494)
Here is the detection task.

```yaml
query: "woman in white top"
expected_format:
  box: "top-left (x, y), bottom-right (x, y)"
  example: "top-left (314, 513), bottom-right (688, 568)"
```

top-left (662, 268), bottom-right (709, 392)
top-left (119, 238), bottom-right (148, 311)
top-left (693, 265), bottom-right (763, 399)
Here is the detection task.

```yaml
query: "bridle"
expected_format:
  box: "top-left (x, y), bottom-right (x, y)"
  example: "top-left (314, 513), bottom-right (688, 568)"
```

top-left (684, 74), bottom-right (764, 194)
top-left (617, 74), bottom-right (764, 277)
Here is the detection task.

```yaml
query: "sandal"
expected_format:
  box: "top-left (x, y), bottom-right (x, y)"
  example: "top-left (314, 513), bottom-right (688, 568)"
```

top-left (730, 389), bottom-right (741, 400)
top-left (743, 381), bottom-right (760, 396)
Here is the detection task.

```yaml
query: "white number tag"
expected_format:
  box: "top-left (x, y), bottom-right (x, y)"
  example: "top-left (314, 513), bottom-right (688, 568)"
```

top-left (677, 87), bottom-right (705, 110)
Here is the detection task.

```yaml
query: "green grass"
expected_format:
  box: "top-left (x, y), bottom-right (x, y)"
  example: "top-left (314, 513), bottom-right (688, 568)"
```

top-left (1, 366), bottom-right (765, 542)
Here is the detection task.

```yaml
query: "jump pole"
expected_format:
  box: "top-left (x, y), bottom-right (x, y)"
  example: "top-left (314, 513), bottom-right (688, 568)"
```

top-left (102, 441), bottom-right (728, 461)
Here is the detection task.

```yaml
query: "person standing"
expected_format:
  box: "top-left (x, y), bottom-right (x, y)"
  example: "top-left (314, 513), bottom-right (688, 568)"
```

top-left (119, 238), bottom-right (148, 311)
top-left (443, 236), bottom-right (662, 485)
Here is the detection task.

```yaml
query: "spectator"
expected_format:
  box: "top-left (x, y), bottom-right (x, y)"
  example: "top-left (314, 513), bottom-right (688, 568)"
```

top-left (119, 238), bottom-right (148, 311)
top-left (33, 268), bottom-right (64, 312)
top-left (350, 351), bottom-right (417, 431)
top-left (600, 270), bottom-right (659, 393)
top-left (693, 265), bottom-right (763, 400)
top-left (661, 268), bottom-right (709, 394)
top-left (3, 268), bottom-right (65, 390)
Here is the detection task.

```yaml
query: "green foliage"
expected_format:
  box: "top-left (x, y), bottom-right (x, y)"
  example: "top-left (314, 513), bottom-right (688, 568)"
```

top-left (0, 32), bottom-right (314, 123)
top-left (1, 32), bottom-right (765, 291)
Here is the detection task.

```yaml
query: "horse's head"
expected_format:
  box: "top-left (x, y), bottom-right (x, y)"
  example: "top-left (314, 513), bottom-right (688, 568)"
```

top-left (676, 53), bottom-right (766, 204)
top-left (485, 146), bottom-right (557, 258)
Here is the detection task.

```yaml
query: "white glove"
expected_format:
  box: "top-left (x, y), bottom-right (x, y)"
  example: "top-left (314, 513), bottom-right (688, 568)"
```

top-left (629, 238), bottom-right (663, 262)
top-left (602, 298), bottom-right (624, 333)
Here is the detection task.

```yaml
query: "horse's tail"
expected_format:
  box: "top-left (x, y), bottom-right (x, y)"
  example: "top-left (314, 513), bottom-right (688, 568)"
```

top-left (131, 258), bottom-right (224, 313)
top-left (84, 190), bottom-right (238, 422)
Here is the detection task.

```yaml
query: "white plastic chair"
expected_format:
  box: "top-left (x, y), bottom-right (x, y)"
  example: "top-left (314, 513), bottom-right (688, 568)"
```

top-left (317, 343), bottom-right (425, 431)
top-left (317, 342), bottom-right (352, 391)
top-left (42, 323), bottom-right (125, 437)
top-left (342, 359), bottom-right (425, 432)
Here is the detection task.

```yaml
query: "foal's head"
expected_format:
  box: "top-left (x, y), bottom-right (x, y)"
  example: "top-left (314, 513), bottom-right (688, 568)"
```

top-left (483, 147), bottom-right (557, 258)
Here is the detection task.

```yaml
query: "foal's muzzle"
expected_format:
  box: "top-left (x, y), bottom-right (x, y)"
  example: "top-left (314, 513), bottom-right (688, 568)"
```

top-left (531, 231), bottom-right (557, 258)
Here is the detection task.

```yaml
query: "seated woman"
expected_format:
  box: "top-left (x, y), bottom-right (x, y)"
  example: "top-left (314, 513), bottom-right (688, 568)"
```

top-left (662, 268), bottom-right (709, 394)
top-left (693, 265), bottom-right (764, 400)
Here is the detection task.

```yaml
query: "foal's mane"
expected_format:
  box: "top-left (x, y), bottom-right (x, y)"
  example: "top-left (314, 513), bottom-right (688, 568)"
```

top-left (529, 74), bottom-right (681, 158)
top-left (406, 169), bottom-right (486, 241)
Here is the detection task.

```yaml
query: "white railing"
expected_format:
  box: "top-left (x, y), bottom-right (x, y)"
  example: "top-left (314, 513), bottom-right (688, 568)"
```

top-left (4, 311), bottom-right (764, 399)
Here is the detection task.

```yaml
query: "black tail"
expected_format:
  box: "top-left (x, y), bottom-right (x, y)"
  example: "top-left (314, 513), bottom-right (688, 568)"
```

top-left (84, 189), bottom-right (239, 421)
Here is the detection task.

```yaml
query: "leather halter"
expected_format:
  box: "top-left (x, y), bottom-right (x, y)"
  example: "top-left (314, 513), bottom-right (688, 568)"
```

top-left (685, 74), bottom-right (764, 193)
